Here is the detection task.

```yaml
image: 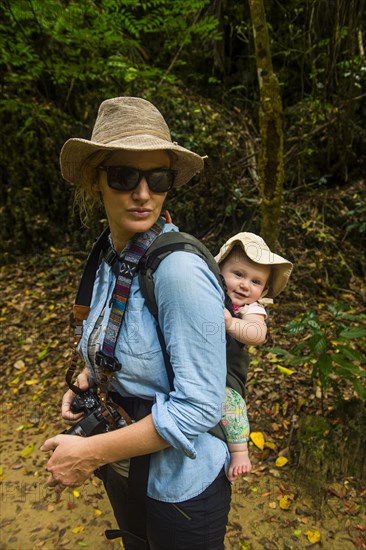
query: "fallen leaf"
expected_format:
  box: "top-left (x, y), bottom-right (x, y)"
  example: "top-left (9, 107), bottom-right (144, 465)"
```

top-left (72, 526), bottom-right (85, 534)
top-left (327, 482), bottom-right (346, 498)
top-left (11, 462), bottom-right (23, 469)
top-left (279, 495), bottom-right (292, 510)
top-left (304, 529), bottom-right (321, 543)
top-left (16, 424), bottom-right (30, 431)
top-left (276, 365), bottom-right (294, 375)
top-left (250, 432), bottom-right (265, 450)
top-left (275, 456), bottom-right (288, 468)
top-left (73, 490), bottom-right (80, 498)
top-left (19, 443), bottom-right (35, 458)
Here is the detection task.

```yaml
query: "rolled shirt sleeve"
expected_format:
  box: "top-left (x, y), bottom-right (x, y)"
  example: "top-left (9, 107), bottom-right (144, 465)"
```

top-left (151, 251), bottom-right (227, 456)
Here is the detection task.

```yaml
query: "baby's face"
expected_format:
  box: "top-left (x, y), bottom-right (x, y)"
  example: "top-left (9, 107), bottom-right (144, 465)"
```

top-left (220, 251), bottom-right (271, 307)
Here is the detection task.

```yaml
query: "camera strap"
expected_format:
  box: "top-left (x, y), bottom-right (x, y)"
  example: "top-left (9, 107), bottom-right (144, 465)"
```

top-left (97, 216), bottom-right (165, 366)
top-left (67, 218), bottom-right (165, 426)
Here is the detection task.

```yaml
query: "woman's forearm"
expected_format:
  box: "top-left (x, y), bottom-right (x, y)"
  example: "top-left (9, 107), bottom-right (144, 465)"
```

top-left (41, 414), bottom-right (170, 487)
top-left (92, 414), bottom-right (170, 465)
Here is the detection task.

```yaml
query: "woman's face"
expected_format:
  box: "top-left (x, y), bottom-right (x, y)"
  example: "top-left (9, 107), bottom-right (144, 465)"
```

top-left (98, 149), bottom-right (170, 252)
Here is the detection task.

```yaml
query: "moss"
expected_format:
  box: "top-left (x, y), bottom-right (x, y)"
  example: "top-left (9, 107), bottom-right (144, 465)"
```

top-left (298, 415), bottom-right (331, 442)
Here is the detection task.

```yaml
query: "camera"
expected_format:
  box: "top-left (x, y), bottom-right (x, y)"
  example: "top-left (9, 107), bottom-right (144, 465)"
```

top-left (64, 390), bottom-right (127, 437)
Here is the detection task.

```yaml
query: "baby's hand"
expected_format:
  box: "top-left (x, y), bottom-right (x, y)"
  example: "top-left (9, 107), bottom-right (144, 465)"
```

top-left (224, 308), bottom-right (233, 330)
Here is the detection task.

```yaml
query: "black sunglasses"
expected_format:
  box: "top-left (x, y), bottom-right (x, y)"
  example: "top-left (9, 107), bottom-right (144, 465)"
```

top-left (99, 165), bottom-right (175, 193)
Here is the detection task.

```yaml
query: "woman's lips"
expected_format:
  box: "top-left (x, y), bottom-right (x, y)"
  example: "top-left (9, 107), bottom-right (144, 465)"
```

top-left (128, 209), bottom-right (152, 218)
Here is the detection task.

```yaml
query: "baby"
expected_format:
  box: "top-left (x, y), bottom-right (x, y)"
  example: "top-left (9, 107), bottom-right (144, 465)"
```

top-left (215, 232), bottom-right (293, 481)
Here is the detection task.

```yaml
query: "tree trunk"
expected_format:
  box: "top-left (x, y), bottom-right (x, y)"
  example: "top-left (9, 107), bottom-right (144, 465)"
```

top-left (248, 0), bottom-right (284, 248)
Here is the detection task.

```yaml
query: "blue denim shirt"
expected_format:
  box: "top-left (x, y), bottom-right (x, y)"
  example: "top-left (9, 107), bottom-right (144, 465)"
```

top-left (79, 224), bottom-right (230, 502)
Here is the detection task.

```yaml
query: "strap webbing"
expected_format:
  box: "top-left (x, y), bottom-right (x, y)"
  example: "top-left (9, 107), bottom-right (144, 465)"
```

top-left (75, 227), bottom-right (111, 308)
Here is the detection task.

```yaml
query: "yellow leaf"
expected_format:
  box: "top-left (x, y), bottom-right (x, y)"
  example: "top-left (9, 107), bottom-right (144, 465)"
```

top-left (25, 379), bottom-right (39, 386)
top-left (72, 526), bottom-right (85, 534)
top-left (279, 495), bottom-right (292, 510)
top-left (16, 424), bottom-right (29, 431)
top-left (276, 456), bottom-right (288, 468)
top-left (276, 365), bottom-right (294, 376)
top-left (19, 443), bottom-right (35, 458)
top-left (264, 441), bottom-right (276, 451)
top-left (250, 432), bottom-right (265, 450)
top-left (305, 529), bottom-right (321, 543)
top-left (73, 490), bottom-right (80, 498)
top-left (94, 509), bottom-right (102, 516)
top-left (11, 377), bottom-right (20, 385)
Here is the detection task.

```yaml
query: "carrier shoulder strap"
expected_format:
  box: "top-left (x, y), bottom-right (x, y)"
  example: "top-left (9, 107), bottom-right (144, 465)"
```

top-left (138, 231), bottom-right (224, 316)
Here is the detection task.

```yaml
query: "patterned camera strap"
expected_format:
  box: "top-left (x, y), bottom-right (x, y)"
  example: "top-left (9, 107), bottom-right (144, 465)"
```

top-left (103, 216), bottom-right (164, 358)
top-left (95, 217), bottom-right (164, 428)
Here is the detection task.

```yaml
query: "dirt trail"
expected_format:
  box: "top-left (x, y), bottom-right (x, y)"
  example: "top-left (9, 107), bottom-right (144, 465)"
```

top-left (1, 412), bottom-right (364, 550)
top-left (1, 254), bottom-right (365, 549)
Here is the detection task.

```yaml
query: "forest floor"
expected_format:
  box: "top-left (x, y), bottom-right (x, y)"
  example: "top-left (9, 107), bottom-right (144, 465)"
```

top-left (1, 192), bottom-right (366, 550)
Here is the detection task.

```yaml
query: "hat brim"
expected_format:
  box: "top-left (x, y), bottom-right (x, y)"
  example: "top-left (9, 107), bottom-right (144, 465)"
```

top-left (60, 135), bottom-right (204, 188)
top-left (215, 234), bottom-right (293, 298)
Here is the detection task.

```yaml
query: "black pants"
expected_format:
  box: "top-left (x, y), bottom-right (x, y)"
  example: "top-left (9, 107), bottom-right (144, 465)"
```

top-left (96, 465), bottom-right (231, 550)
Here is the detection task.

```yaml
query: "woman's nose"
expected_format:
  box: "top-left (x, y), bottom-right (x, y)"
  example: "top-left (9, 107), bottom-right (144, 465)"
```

top-left (131, 177), bottom-right (150, 200)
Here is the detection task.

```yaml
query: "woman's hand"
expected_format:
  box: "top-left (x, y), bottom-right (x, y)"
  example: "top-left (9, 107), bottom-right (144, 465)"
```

top-left (62, 369), bottom-right (90, 424)
top-left (40, 434), bottom-right (100, 487)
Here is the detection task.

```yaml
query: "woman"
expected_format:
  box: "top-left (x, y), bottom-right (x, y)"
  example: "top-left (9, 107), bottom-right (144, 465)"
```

top-left (41, 97), bottom-right (231, 550)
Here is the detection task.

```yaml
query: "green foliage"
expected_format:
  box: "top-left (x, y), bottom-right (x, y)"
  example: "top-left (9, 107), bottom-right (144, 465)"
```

top-left (1, 0), bottom-right (366, 257)
top-left (342, 195), bottom-right (366, 241)
top-left (270, 303), bottom-right (366, 405)
top-left (0, 0), bottom-right (223, 257)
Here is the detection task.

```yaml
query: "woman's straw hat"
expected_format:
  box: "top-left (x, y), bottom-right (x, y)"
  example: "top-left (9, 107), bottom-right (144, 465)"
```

top-left (215, 232), bottom-right (293, 298)
top-left (60, 97), bottom-right (204, 187)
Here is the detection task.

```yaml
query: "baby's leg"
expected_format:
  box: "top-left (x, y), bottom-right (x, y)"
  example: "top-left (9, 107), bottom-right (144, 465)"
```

top-left (221, 388), bottom-right (251, 481)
